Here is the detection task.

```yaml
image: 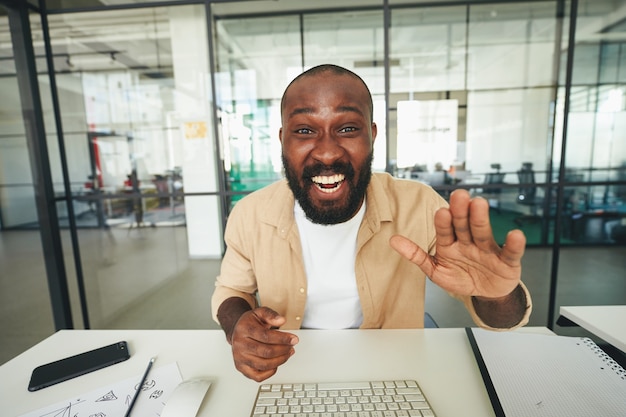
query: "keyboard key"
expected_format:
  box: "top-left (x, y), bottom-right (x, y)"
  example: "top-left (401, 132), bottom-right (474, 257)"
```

top-left (317, 382), bottom-right (371, 390)
top-left (396, 388), bottom-right (421, 395)
top-left (259, 391), bottom-right (284, 399)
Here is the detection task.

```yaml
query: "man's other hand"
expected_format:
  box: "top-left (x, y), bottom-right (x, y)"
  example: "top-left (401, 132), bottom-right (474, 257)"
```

top-left (229, 307), bottom-right (299, 382)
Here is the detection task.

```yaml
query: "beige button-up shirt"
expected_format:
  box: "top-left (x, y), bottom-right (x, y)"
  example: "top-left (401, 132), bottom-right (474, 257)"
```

top-left (211, 172), bottom-right (531, 330)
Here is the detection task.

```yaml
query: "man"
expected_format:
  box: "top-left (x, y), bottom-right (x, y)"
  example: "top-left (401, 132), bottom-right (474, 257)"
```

top-left (212, 64), bottom-right (532, 382)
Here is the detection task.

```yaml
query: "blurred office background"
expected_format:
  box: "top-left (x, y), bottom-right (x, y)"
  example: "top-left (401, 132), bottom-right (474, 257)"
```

top-left (0, 0), bottom-right (625, 364)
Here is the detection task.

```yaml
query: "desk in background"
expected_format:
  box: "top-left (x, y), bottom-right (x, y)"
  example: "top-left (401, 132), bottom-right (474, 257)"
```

top-left (559, 305), bottom-right (626, 353)
top-left (0, 328), bottom-right (550, 417)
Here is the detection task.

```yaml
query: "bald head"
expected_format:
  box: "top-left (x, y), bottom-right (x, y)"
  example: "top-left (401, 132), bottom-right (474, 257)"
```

top-left (280, 64), bottom-right (374, 123)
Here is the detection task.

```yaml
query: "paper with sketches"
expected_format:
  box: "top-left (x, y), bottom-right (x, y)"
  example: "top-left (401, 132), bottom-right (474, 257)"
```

top-left (19, 362), bottom-right (183, 417)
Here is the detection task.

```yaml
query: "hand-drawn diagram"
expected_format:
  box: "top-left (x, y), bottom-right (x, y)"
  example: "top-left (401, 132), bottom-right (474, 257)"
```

top-left (96, 390), bottom-right (118, 402)
top-left (149, 390), bottom-right (163, 399)
top-left (32, 399), bottom-right (86, 417)
top-left (18, 362), bottom-right (182, 417)
top-left (137, 379), bottom-right (156, 391)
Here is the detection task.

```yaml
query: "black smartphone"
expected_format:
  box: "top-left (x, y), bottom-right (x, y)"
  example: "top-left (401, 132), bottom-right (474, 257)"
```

top-left (28, 341), bottom-right (130, 392)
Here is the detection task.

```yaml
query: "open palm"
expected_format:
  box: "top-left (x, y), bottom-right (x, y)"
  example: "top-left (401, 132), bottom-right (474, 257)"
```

top-left (390, 189), bottom-right (526, 299)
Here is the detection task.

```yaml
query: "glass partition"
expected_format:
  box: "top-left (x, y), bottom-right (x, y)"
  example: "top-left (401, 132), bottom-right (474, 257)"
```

top-left (389, 2), bottom-right (560, 247)
top-left (44, 4), bottom-right (223, 328)
top-left (554, 0), bottom-right (626, 332)
top-left (0, 7), bottom-right (56, 365)
top-left (213, 11), bottom-right (301, 209)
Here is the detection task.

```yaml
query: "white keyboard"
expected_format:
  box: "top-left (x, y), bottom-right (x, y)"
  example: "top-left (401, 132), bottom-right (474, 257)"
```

top-left (250, 380), bottom-right (436, 417)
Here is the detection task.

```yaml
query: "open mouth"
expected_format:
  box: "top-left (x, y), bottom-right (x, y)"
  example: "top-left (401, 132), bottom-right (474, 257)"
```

top-left (311, 174), bottom-right (345, 194)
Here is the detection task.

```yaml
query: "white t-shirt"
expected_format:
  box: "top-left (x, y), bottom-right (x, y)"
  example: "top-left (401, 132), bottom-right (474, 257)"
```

top-left (295, 201), bottom-right (365, 329)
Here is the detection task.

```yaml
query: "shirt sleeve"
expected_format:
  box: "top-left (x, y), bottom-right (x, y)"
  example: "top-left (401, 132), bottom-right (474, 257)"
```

top-left (459, 281), bottom-right (533, 331)
top-left (210, 205), bottom-right (259, 324)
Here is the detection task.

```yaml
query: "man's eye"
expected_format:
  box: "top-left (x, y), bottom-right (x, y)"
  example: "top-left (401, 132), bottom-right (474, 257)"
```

top-left (339, 126), bottom-right (357, 133)
top-left (296, 128), bottom-right (313, 134)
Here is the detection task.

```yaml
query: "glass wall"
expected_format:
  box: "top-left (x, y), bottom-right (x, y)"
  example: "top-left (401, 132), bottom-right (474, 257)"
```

top-left (212, 1), bottom-right (617, 247)
top-left (213, 11), bottom-right (301, 208)
top-left (1, 0), bottom-right (625, 363)
top-left (554, 0), bottom-right (626, 333)
top-left (44, 5), bottom-right (223, 328)
top-left (0, 5), bottom-right (56, 363)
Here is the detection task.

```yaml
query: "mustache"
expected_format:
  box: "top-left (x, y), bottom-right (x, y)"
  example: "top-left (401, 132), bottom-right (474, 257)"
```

top-left (302, 162), bottom-right (355, 179)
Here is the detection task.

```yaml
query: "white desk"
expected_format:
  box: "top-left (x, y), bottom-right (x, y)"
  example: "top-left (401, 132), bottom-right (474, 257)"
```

top-left (559, 305), bottom-right (626, 353)
top-left (0, 328), bottom-right (548, 417)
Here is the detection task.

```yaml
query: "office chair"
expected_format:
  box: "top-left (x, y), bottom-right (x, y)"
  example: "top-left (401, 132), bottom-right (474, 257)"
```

top-left (482, 164), bottom-right (506, 213)
top-left (424, 312), bottom-right (439, 328)
top-left (514, 163), bottom-right (543, 226)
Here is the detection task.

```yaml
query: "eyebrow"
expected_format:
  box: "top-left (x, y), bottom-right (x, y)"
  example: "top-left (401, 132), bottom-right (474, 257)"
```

top-left (287, 105), bottom-right (365, 120)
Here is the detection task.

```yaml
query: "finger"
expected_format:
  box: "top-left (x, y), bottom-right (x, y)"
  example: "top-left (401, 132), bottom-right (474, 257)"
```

top-left (433, 207), bottom-right (455, 247)
top-left (254, 307), bottom-right (287, 327)
top-left (233, 336), bottom-right (295, 381)
top-left (250, 308), bottom-right (299, 346)
top-left (237, 362), bottom-right (279, 382)
top-left (468, 196), bottom-right (499, 252)
top-left (501, 229), bottom-right (526, 266)
top-left (448, 189), bottom-right (472, 244)
top-left (236, 341), bottom-right (295, 370)
top-left (389, 235), bottom-right (435, 277)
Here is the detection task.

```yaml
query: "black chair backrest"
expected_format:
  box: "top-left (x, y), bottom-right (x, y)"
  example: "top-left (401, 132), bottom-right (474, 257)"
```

top-left (484, 172), bottom-right (506, 194)
top-left (517, 166), bottom-right (537, 202)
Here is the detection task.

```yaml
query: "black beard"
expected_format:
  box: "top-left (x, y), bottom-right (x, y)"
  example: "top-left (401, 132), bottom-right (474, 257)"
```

top-left (282, 154), bottom-right (373, 225)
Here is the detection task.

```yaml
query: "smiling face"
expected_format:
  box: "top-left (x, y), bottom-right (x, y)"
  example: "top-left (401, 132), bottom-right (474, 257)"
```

top-left (280, 67), bottom-right (377, 224)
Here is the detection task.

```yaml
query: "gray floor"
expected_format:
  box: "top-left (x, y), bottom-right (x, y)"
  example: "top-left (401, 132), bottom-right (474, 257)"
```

top-left (1, 227), bottom-right (625, 366)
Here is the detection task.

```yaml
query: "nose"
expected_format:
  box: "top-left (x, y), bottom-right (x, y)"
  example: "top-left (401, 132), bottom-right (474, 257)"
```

top-left (311, 131), bottom-right (344, 165)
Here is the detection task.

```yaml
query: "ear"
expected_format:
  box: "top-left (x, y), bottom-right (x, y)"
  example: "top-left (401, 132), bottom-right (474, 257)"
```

top-left (371, 122), bottom-right (377, 147)
top-left (279, 127), bottom-right (284, 145)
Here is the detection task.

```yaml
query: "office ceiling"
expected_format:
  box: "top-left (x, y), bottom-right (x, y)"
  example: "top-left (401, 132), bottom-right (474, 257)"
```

top-left (0, 0), bottom-right (624, 114)
top-left (2, 1), bottom-right (625, 74)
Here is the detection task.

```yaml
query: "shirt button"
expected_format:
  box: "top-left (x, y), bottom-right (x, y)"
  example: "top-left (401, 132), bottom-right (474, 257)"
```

top-left (299, 287), bottom-right (305, 294)
top-left (295, 316), bottom-right (301, 321)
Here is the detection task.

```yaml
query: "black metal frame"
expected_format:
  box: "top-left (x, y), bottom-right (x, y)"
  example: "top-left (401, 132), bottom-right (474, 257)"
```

top-left (547, 0), bottom-right (579, 330)
top-left (4, 0), bottom-right (73, 329)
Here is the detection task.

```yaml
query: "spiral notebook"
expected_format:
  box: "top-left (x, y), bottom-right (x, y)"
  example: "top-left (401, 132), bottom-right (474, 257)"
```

top-left (466, 328), bottom-right (626, 417)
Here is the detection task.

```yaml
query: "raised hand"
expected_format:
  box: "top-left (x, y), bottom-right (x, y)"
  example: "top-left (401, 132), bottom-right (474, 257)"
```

top-left (389, 188), bottom-right (526, 300)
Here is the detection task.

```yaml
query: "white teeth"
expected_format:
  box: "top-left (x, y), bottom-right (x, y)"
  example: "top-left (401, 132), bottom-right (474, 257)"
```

top-left (311, 174), bottom-right (345, 193)
top-left (311, 174), bottom-right (345, 185)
